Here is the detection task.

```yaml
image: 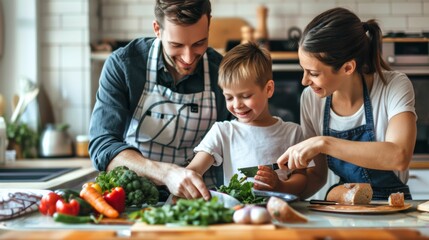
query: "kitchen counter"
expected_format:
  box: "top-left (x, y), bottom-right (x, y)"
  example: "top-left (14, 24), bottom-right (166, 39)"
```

top-left (411, 155), bottom-right (429, 169)
top-left (1, 200), bottom-right (429, 239)
top-left (0, 158), bottom-right (98, 190)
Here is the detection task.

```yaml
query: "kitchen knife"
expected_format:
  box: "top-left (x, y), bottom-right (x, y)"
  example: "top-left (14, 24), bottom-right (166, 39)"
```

top-left (209, 190), bottom-right (241, 208)
top-left (238, 160), bottom-right (316, 178)
top-left (252, 189), bottom-right (298, 203)
top-left (164, 190), bottom-right (241, 208)
top-left (238, 163), bottom-right (281, 177)
top-left (309, 199), bottom-right (339, 205)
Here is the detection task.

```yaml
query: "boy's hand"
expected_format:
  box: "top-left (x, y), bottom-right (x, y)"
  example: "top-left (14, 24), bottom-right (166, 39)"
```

top-left (253, 165), bottom-right (280, 191)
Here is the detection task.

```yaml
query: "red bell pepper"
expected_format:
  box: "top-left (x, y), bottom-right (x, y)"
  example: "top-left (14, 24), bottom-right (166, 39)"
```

top-left (56, 198), bottom-right (80, 216)
top-left (103, 187), bottom-right (126, 213)
top-left (39, 192), bottom-right (62, 216)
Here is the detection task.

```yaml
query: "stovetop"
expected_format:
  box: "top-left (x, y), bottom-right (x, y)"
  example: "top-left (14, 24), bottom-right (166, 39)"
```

top-left (383, 31), bottom-right (429, 38)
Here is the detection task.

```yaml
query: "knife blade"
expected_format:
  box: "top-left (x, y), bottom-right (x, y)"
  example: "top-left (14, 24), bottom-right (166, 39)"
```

top-left (238, 160), bottom-right (316, 177)
top-left (309, 199), bottom-right (339, 205)
top-left (209, 190), bottom-right (241, 208)
top-left (238, 163), bottom-right (281, 177)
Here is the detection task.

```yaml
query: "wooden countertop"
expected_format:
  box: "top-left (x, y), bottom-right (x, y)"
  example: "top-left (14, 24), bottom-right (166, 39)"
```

top-left (2, 199), bottom-right (429, 239)
top-left (411, 155), bottom-right (429, 169)
top-left (1, 228), bottom-right (427, 240)
top-left (383, 37), bottom-right (429, 42)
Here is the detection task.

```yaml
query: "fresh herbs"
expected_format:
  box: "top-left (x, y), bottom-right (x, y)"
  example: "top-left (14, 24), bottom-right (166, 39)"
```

top-left (217, 174), bottom-right (266, 204)
top-left (137, 197), bottom-right (234, 226)
top-left (6, 122), bottom-right (38, 158)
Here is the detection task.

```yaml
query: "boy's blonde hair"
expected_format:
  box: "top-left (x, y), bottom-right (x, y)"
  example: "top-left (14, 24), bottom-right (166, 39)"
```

top-left (218, 42), bottom-right (272, 89)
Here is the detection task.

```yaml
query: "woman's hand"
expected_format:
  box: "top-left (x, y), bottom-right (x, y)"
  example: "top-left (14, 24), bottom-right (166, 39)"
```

top-left (277, 136), bottom-right (324, 170)
top-left (253, 165), bottom-right (280, 191)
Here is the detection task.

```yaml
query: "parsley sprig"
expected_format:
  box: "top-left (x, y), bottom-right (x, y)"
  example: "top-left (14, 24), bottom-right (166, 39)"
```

top-left (217, 174), bottom-right (266, 204)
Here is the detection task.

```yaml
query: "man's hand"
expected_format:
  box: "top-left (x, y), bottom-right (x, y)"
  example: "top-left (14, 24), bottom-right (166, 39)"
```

top-left (164, 165), bottom-right (211, 200)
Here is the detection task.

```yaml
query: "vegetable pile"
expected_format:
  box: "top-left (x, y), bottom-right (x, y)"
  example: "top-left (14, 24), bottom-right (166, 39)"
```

top-left (38, 188), bottom-right (103, 224)
top-left (95, 166), bottom-right (159, 206)
top-left (133, 197), bottom-right (234, 226)
top-left (217, 174), bottom-right (266, 204)
top-left (38, 165), bottom-right (159, 224)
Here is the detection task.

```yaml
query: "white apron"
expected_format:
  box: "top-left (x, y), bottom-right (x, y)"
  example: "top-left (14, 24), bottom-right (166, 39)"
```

top-left (125, 39), bottom-right (218, 186)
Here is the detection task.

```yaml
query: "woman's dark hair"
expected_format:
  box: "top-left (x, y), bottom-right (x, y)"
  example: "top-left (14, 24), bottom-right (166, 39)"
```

top-left (300, 7), bottom-right (391, 84)
top-left (155, 0), bottom-right (211, 29)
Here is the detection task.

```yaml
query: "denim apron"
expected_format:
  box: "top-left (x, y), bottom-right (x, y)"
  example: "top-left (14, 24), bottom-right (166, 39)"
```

top-left (125, 38), bottom-right (219, 188)
top-left (323, 77), bottom-right (411, 200)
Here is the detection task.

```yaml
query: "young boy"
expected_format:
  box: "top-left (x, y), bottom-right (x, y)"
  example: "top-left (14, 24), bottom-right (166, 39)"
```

top-left (187, 42), bottom-right (307, 195)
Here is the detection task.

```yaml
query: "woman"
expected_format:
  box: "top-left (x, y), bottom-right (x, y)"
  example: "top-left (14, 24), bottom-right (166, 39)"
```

top-left (277, 7), bottom-right (417, 200)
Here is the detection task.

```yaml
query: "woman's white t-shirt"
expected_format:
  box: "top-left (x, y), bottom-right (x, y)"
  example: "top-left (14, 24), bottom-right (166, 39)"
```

top-left (300, 71), bottom-right (416, 184)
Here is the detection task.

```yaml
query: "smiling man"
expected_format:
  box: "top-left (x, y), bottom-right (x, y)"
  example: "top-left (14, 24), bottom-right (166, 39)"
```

top-left (89, 0), bottom-right (231, 201)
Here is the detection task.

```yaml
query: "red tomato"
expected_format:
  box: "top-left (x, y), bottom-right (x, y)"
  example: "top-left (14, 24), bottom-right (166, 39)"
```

top-left (56, 198), bottom-right (80, 216)
top-left (39, 192), bottom-right (61, 216)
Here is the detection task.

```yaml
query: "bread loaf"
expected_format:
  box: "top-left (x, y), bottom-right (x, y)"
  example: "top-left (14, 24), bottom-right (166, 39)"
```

top-left (388, 192), bottom-right (404, 207)
top-left (326, 183), bottom-right (373, 205)
top-left (266, 196), bottom-right (307, 223)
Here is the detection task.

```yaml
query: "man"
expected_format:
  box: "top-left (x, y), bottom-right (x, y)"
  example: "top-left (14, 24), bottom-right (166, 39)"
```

top-left (89, 0), bottom-right (230, 201)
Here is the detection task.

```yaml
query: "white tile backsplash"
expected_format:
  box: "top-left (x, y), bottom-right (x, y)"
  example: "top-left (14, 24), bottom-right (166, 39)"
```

top-left (60, 46), bottom-right (86, 68)
top-left (62, 14), bottom-right (90, 29)
top-left (61, 70), bottom-right (85, 105)
top-left (41, 16), bottom-right (62, 29)
top-left (409, 16), bottom-right (429, 29)
top-left (38, 0), bottom-right (429, 137)
top-left (127, 3), bottom-right (155, 17)
top-left (301, 2), bottom-right (337, 15)
top-left (102, 5), bottom-right (127, 18)
top-left (378, 16), bottom-right (408, 30)
top-left (358, 3), bottom-right (391, 15)
top-left (43, 29), bottom-right (86, 44)
top-left (41, 45), bottom-right (61, 69)
top-left (110, 19), bottom-right (140, 31)
top-left (44, 0), bottom-right (86, 14)
top-left (392, 2), bottom-right (423, 15)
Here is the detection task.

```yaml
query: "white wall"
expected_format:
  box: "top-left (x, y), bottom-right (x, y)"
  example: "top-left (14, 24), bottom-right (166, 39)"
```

top-left (98, 0), bottom-right (429, 41)
top-left (0, 0), bottom-right (38, 128)
top-left (0, 0), bottom-right (18, 119)
top-left (39, 0), bottom-right (91, 137)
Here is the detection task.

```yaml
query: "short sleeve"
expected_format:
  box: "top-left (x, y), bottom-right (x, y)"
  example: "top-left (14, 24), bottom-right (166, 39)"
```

top-left (385, 72), bottom-right (416, 121)
top-left (193, 123), bottom-right (224, 166)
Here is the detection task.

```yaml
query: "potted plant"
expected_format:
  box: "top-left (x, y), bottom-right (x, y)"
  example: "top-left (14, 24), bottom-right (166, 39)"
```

top-left (6, 122), bottom-right (38, 159)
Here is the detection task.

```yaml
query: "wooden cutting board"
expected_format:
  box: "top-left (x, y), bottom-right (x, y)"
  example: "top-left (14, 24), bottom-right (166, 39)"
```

top-left (208, 17), bottom-right (250, 50)
top-left (131, 222), bottom-right (275, 232)
top-left (309, 203), bottom-right (412, 214)
top-left (417, 200), bottom-right (429, 212)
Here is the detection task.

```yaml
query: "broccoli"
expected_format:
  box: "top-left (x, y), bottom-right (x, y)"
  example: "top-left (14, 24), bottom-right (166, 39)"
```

top-left (95, 166), bottom-right (159, 207)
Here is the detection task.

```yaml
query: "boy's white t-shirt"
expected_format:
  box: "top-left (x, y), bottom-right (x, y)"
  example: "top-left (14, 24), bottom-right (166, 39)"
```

top-left (300, 71), bottom-right (416, 183)
top-left (194, 117), bottom-right (303, 185)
